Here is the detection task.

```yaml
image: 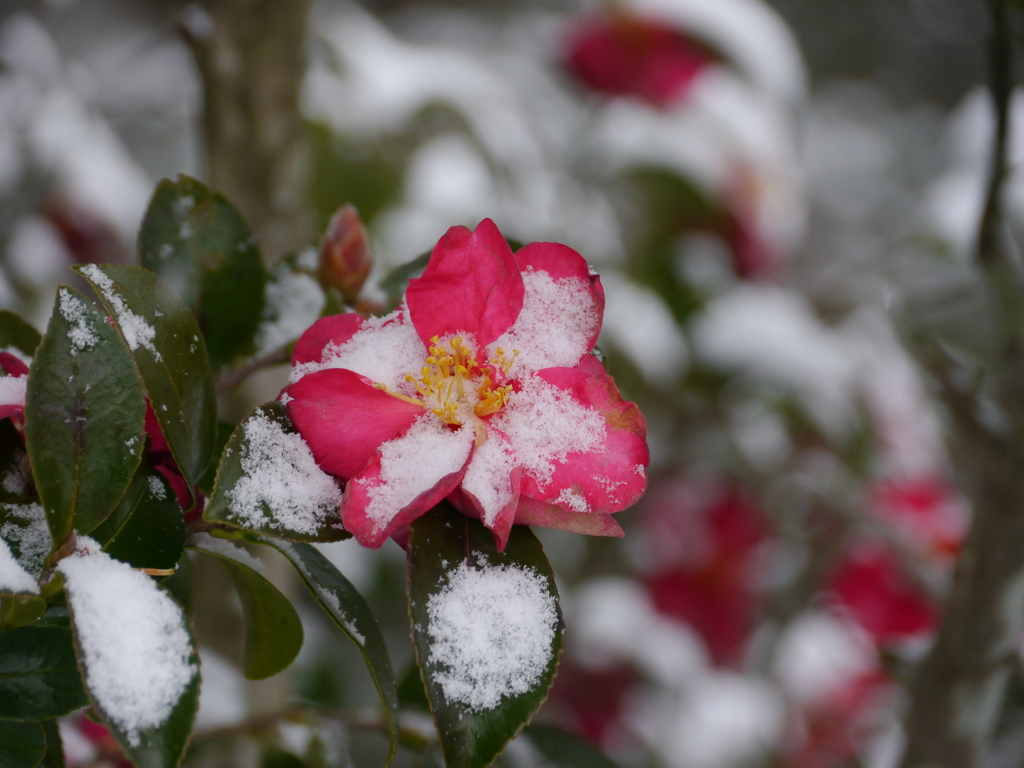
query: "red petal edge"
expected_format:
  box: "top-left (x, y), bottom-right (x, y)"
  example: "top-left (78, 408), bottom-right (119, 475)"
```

top-left (406, 219), bottom-right (525, 349)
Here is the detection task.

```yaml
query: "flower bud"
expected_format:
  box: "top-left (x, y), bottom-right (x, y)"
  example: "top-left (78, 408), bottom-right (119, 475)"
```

top-left (319, 204), bottom-right (372, 304)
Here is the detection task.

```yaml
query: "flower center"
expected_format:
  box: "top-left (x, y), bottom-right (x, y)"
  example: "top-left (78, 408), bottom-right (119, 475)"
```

top-left (375, 336), bottom-right (518, 426)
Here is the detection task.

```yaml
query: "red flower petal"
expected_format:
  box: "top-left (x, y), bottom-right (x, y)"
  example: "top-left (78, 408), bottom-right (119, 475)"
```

top-left (0, 352), bottom-right (29, 377)
top-left (144, 399), bottom-right (170, 454)
top-left (406, 219), bottom-right (524, 348)
top-left (519, 367), bottom-right (648, 515)
top-left (292, 313), bottom-right (364, 366)
top-left (514, 496), bottom-right (625, 537)
top-left (0, 403), bottom-right (23, 423)
top-left (286, 368), bottom-right (424, 479)
top-left (340, 422), bottom-right (475, 548)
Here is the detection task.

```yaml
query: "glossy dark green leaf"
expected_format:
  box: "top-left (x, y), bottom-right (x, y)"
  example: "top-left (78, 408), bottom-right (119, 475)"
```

top-left (397, 663), bottom-right (430, 712)
top-left (0, 593), bottom-right (46, 630)
top-left (189, 537), bottom-right (303, 680)
top-left (160, 551), bottom-right (193, 614)
top-left (24, 286), bottom-right (147, 544)
top-left (205, 402), bottom-right (348, 543)
top-left (0, 719), bottom-right (45, 768)
top-left (407, 504), bottom-right (564, 768)
top-left (91, 464), bottom-right (185, 570)
top-left (65, 567), bottom-right (200, 768)
top-left (74, 264), bottom-right (217, 506)
top-left (197, 420), bottom-right (236, 497)
top-left (39, 720), bottom-right (64, 768)
top-left (521, 725), bottom-right (622, 768)
top-left (254, 537), bottom-right (398, 766)
top-left (0, 626), bottom-right (88, 720)
top-left (0, 311), bottom-right (41, 360)
top-left (138, 175), bottom-right (266, 370)
top-left (0, 501), bottom-right (50, 579)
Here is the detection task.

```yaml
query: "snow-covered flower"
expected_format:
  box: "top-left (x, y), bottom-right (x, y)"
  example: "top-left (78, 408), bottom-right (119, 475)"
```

top-left (285, 219), bottom-right (649, 549)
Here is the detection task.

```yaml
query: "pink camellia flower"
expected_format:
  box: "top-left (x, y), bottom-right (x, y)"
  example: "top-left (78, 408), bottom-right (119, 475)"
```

top-left (285, 219), bottom-right (649, 549)
top-left (0, 352), bottom-right (29, 427)
top-left (564, 13), bottom-right (714, 108)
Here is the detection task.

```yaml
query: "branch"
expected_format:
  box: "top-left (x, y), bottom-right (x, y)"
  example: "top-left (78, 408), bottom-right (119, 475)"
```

top-left (900, 4), bottom-right (1024, 767)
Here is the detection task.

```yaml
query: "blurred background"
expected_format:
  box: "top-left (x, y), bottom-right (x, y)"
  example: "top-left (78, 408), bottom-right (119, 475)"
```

top-left (0, 0), bottom-right (1014, 766)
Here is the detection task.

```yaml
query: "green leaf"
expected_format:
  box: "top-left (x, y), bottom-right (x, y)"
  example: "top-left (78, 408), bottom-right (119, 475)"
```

top-left (205, 402), bottom-right (348, 543)
top-left (138, 175), bottom-right (266, 371)
top-left (159, 552), bottom-right (193, 614)
top-left (189, 537), bottom-right (303, 680)
top-left (63, 556), bottom-right (200, 768)
top-left (0, 593), bottom-right (46, 630)
top-left (0, 626), bottom-right (88, 720)
top-left (74, 264), bottom-right (217, 506)
top-left (397, 663), bottom-right (430, 712)
top-left (91, 464), bottom-right (185, 570)
top-left (0, 501), bottom-right (50, 579)
top-left (253, 537), bottom-right (399, 766)
top-left (0, 719), bottom-right (45, 768)
top-left (24, 286), bottom-right (147, 544)
top-left (197, 421), bottom-right (236, 497)
top-left (521, 725), bottom-right (622, 768)
top-left (0, 311), bottom-right (42, 360)
top-left (39, 720), bottom-right (64, 768)
top-left (407, 504), bottom-right (564, 768)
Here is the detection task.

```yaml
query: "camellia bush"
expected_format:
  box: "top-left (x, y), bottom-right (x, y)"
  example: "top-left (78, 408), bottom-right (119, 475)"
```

top-left (0, 174), bottom-right (648, 768)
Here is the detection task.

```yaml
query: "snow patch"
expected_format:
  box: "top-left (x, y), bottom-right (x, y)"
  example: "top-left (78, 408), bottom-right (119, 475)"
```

top-left (0, 502), bottom-right (49, 577)
top-left (427, 560), bottom-right (558, 711)
top-left (0, 537), bottom-right (38, 593)
top-left (492, 374), bottom-right (603, 489)
top-left (227, 410), bottom-right (342, 536)
top-left (491, 269), bottom-right (599, 374)
top-left (365, 416), bottom-right (473, 530)
top-left (57, 539), bottom-right (196, 746)
top-left (58, 288), bottom-right (98, 352)
top-left (255, 270), bottom-right (325, 354)
top-left (78, 265), bottom-right (161, 360)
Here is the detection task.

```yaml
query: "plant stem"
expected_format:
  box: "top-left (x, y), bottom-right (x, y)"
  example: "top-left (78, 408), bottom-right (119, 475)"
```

top-left (900, 4), bottom-right (1024, 766)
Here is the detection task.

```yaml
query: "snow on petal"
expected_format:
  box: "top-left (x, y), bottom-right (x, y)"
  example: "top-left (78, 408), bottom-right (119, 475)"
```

top-left (461, 428), bottom-right (518, 528)
top-left (426, 559), bottom-right (558, 711)
top-left (0, 538), bottom-right (38, 594)
top-left (57, 539), bottom-right (197, 747)
top-left (490, 266), bottom-right (601, 374)
top-left (490, 373), bottom-right (604, 489)
top-left (343, 416), bottom-right (474, 546)
top-left (289, 308), bottom-right (424, 395)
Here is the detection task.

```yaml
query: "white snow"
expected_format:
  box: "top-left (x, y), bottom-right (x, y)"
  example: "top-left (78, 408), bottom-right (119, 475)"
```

top-left (188, 533), bottom-right (265, 573)
top-left (57, 538), bottom-right (196, 746)
top-left (58, 288), bottom-right (98, 352)
top-left (426, 559), bottom-right (558, 711)
top-left (0, 502), bottom-right (49, 577)
top-left (194, 648), bottom-right (246, 733)
top-left (491, 374), bottom-right (603, 489)
top-left (226, 410), bottom-right (342, 536)
top-left (78, 265), bottom-right (161, 360)
top-left (0, 372), bottom-right (26, 408)
top-left (772, 612), bottom-right (877, 707)
top-left (289, 308), bottom-right (425, 395)
top-left (365, 416), bottom-right (473, 531)
top-left (491, 268), bottom-right (599, 374)
top-left (599, 271), bottom-right (689, 387)
top-left (461, 430), bottom-right (517, 526)
top-left (254, 270), bottom-right (325, 355)
top-left (0, 537), bottom-right (39, 593)
top-left (555, 487), bottom-right (589, 514)
top-left (147, 474), bottom-right (167, 500)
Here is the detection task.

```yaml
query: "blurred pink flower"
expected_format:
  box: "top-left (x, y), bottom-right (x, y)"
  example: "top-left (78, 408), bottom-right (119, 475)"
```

top-left (869, 476), bottom-right (967, 558)
top-left (564, 14), bottom-right (714, 107)
top-left (286, 219), bottom-right (649, 549)
top-left (828, 543), bottom-right (937, 644)
top-left (640, 481), bottom-right (766, 664)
